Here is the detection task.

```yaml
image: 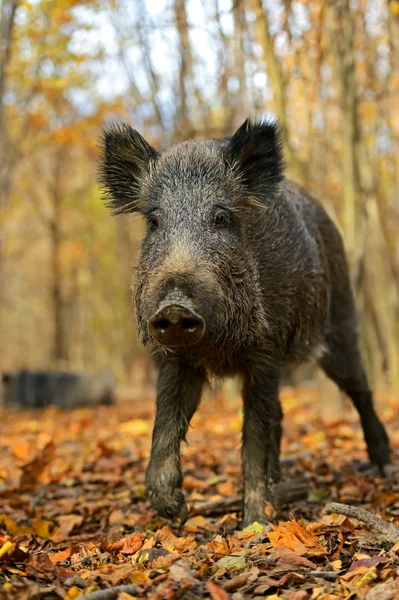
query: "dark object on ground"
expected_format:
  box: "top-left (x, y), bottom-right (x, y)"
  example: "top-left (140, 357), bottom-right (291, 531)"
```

top-left (1, 369), bottom-right (114, 409)
top-left (99, 117), bottom-right (390, 527)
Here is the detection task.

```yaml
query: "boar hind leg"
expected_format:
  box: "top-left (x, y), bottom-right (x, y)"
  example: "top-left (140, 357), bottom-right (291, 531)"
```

top-left (241, 372), bottom-right (281, 527)
top-left (146, 361), bottom-right (204, 525)
top-left (320, 332), bottom-right (390, 472)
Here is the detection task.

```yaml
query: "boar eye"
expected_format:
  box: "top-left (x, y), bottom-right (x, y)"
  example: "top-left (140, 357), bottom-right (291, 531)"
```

top-left (214, 211), bottom-right (229, 227)
top-left (147, 214), bottom-right (159, 231)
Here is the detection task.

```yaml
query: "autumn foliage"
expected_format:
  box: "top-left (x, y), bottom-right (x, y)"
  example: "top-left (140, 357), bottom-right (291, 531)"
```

top-left (1, 388), bottom-right (399, 598)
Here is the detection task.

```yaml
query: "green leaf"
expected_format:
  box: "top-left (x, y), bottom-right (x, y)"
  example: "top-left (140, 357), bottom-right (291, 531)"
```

top-left (216, 554), bottom-right (247, 572)
top-left (242, 521), bottom-right (266, 534)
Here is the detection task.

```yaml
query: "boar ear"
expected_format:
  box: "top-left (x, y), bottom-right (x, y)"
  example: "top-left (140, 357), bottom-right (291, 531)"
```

top-left (98, 123), bottom-right (160, 214)
top-left (225, 118), bottom-right (284, 200)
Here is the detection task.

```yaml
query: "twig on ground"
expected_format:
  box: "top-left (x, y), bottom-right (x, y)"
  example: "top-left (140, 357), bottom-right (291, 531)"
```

top-left (191, 495), bottom-right (241, 516)
top-left (309, 570), bottom-right (344, 580)
top-left (325, 502), bottom-right (399, 543)
top-left (77, 584), bottom-right (138, 600)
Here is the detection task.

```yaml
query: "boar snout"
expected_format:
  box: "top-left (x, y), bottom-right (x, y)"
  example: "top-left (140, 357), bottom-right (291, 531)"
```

top-left (148, 303), bottom-right (205, 347)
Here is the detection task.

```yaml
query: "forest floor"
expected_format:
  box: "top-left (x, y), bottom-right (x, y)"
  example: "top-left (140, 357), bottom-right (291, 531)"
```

top-left (1, 385), bottom-right (399, 599)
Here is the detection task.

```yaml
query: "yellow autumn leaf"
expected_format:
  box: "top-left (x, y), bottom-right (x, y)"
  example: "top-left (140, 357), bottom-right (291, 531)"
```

top-left (32, 518), bottom-right (52, 539)
top-left (119, 419), bottom-right (149, 435)
top-left (0, 541), bottom-right (12, 558)
top-left (65, 587), bottom-right (82, 600)
top-left (4, 566), bottom-right (27, 576)
top-left (129, 570), bottom-right (150, 584)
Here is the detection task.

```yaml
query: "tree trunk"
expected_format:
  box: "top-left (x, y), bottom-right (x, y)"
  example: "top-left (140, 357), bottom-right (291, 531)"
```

top-left (327, 0), bottom-right (359, 260)
top-left (0, 0), bottom-right (19, 368)
top-left (232, 0), bottom-right (248, 121)
top-left (50, 152), bottom-right (67, 364)
top-left (249, 0), bottom-right (304, 183)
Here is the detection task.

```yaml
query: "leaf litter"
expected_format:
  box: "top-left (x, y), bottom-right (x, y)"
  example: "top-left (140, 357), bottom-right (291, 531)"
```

top-left (1, 386), bottom-right (399, 598)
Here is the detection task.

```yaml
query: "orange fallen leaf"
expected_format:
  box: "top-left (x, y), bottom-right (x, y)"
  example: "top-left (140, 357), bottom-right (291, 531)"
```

top-left (207, 535), bottom-right (231, 556)
top-left (50, 546), bottom-right (73, 564)
top-left (105, 533), bottom-right (146, 555)
top-left (268, 519), bottom-right (327, 557)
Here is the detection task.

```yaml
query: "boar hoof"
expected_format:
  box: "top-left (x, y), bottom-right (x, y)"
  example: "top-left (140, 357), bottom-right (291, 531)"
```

top-left (149, 488), bottom-right (189, 526)
top-left (365, 420), bottom-right (390, 473)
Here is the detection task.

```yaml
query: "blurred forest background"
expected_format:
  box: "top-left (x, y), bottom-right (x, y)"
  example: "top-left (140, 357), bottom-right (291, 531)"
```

top-left (0, 0), bottom-right (398, 395)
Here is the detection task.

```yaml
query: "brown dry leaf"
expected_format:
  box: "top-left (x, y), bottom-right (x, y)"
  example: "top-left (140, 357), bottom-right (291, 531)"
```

top-left (20, 440), bottom-right (55, 486)
top-left (154, 525), bottom-right (181, 552)
top-left (365, 578), bottom-right (399, 600)
top-left (282, 591), bottom-right (309, 600)
top-left (349, 555), bottom-right (389, 571)
top-left (253, 572), bottom-right (306, 595)
top-left (268, 519), bottom-right (327, 557)
top-left (222, 572), bottom-right (251, 591)
top-left (207, 535), bottom-right (231, 556)
top-left (169, 559), bottom-right (197, 589)
top-left (207, 580), bottom-right (231, 600)
top-left (79, 563), bottom-right (134, 586)
top-left (51, 515), bottom-right (83, 543)
top-left (105, 533), bottom-right (146, 555)
top-left (270, 545), bottom-right (317, 573)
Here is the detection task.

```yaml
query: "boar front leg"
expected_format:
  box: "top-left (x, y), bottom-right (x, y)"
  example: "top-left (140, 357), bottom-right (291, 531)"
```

top-left (242, 371), bottom-right (282, 527)
top-left (146, 360), bottom-right (204, 525)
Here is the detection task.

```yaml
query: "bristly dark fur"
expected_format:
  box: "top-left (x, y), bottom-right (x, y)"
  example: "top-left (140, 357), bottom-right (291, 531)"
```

top-left (98, 123), bottom-right (159, 214)
top-left (98, 117), bottom-right (390, 529)
top-left (225, 118), bottom-right (284, 200)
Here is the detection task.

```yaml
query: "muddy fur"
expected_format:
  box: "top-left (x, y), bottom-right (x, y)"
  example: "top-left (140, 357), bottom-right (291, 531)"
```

top-left (99, 118), bottom-right (390, 526)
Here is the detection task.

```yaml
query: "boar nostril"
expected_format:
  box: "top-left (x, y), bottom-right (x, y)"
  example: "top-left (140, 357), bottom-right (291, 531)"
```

top-left (181, 318), bottom-right (200, 331)
top-left (153, 318), bottom-right (169, 332)
top-left (148, 304), bottom-right (205, 347)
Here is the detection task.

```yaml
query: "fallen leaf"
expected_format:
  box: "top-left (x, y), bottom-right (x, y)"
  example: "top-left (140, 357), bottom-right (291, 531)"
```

top-left (365, 578), bottom-right (399, 600)
top-left (51, 515), bottom-right (83, 542)
top-left (50, 547), bottom-right (73, 564)
top-left (119, 419), bottom-right (149, 435)
top-left (242, 521), bottom-right (265, 534)
top-left (0, 541), bottom-right (12, 558)
top-left (270, 545), bottom-right (317, 573)
top-left (349, 555), bottom-right (389, 571)
top-left (282, 592), bottom-right (309, 600)
top-left (169, 559), bottom-right (197, 589)
top-left (207, 580), bottom-right (230, 600)
top-left (222, 572), bottom-right (250, 591)
top-left (268, 519), bottom-right (327, 557)
top-left (105, 533), bottom-right (146, 555)
top-left (20, 440), bottom-right (55, 486)
top-left (183, 515), bottom-right (211, 532)
top-left (32, 518), bottom-right (53, 539)
top-left (207, 535), bottom-right (230, 555)
top-left (217, 553), bottom-right (247, 572)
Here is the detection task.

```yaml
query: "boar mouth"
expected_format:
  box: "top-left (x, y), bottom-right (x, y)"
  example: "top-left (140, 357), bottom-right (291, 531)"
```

top-left (148, 303), bottom-right (205, 347)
